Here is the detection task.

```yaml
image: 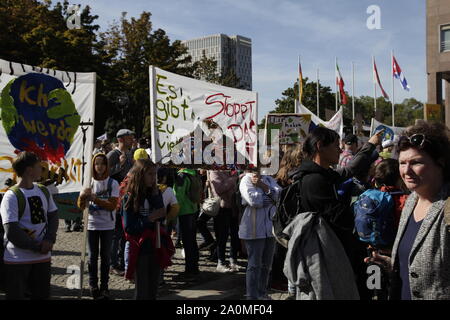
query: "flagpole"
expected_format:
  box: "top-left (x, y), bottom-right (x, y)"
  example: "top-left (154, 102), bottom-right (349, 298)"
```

top-left (371, 56), bottom-right (376, 119)
top-left (352, 62), bottom-right (355, 134)
top-left (317, 68), bottom-right (320, 117)
top-left (298, 55), bottom-right (301, 107)
top-left (392, 50), bottom-right (395, 127)
top-left (296, 55), bottom-right (301, 113)
top-left (335, 57), bottom-right (338, 112)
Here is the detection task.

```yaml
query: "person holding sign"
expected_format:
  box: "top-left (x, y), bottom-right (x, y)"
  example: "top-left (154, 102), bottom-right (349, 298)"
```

top-left (77, 153), bottom-right (119, 300)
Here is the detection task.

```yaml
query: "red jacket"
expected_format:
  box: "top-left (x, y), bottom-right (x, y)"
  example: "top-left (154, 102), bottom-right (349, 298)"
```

top-left (124, 226), bottom-right (175, 281)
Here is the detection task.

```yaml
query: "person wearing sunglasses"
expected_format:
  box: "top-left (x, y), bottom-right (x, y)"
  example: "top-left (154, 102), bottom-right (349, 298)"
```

top-left (366, 120), bottom-right (450, 300)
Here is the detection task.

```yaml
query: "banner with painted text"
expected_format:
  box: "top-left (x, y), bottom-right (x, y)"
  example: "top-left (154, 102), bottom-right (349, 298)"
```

top-left (150, 66), bottom-right (257, 168)
top-left (370, 118), bottom-right (405, 143)
top-left (265, 114), bottom-right (312, 145)
top-left (0, 59), bottom-right (96, 202)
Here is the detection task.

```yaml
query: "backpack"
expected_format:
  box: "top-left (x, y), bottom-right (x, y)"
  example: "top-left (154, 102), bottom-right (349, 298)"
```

top-left (9, 184), bottom-right (50, 220)
top-left (272, 179), bottom-right (303, 248)
top-left (177, 172), bottom-right (202, 204)
top-left (353, 189), bottom-right (396, 248)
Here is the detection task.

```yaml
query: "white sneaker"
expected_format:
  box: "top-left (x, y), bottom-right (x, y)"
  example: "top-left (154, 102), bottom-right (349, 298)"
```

top-left (216, 264), bottom-right (232, 273)
top-left (258, 294), bottom-right (273, 300)
top-left (229, 262), bottom-right (240, 272)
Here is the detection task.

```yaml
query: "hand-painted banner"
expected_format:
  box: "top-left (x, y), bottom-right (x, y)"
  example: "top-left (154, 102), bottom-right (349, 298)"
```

top-left (265, 113), bottom-right (312, 145)
top-left (0, 59), bottom-right (96, 196)
top-left (370, 118), bottom-right (405, 146)
top-left (296, 102), bottom-right (344, 137)
top-left (149, 66), bottom-right (257, 168)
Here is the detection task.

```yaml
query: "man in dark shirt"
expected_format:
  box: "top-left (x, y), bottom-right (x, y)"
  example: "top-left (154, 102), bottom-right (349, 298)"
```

top-left (107, 129), bottom-right (135, 275)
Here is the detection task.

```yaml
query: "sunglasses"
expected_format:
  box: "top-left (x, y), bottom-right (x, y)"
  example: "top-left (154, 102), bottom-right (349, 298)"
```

top-left (398, 134), bottom-right (430, 148)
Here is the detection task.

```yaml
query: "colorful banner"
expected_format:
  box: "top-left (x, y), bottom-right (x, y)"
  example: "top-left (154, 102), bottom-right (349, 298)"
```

top-left (265, 114), bottom-right (311, 145)
top-left (296, 102), bottom-right (344, 137)
top-left (370, 118), bottom-right (405, 146)
top-left (149, 66), bottom-right (258, 168)
top-left (0, 59), bottom-right (96, 217)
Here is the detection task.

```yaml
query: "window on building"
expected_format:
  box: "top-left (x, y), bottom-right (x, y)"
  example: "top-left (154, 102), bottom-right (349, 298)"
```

top-left (441, 25), bottom-right (450, 52)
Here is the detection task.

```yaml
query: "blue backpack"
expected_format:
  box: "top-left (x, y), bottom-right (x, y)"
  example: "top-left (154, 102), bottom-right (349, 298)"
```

top-left (353, 189), bottom-right (395, 248)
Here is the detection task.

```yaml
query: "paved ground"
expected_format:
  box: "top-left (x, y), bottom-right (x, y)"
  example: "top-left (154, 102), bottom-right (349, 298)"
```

top-left (0, 220), bottom-right (290, 300)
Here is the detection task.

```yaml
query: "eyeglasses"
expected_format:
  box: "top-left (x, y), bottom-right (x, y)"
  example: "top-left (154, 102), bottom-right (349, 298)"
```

top-left (398, 134), bottom-right (430, 148)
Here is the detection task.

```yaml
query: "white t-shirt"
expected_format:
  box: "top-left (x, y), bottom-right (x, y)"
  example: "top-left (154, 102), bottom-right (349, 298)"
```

top-left (87, 177), bottom-right (120, 231)
top-left (0, 184), bottom-right (58, 263)
top-left (162, 187), bottom-right (178, 209)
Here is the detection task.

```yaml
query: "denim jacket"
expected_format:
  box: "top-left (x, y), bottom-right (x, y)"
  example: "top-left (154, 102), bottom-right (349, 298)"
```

top-left (238, 174), bottom-right (281, 240)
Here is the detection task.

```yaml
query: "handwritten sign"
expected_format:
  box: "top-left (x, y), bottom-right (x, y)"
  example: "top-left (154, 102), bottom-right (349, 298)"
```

top-left (0, 59), bottom-right (96, 197)
top-left (149, 66), bottom-right (257, 168)
top-left (265, 114), bottom-right (311, 145)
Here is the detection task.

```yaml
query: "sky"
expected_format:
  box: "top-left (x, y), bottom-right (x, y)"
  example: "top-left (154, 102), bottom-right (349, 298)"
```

top-left (73, 0), bottom-right (427, 121)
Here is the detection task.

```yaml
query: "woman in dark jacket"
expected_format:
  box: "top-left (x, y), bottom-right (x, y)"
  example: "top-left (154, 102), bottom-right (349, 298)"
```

top-left (290, 127), bottom-right (382, 299)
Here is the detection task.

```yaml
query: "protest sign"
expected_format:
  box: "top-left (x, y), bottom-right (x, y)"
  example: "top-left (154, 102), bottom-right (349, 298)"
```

top-left (149, 66), bottom-right (258, 168)
top-left (0, 59), bottom-right (96, 218)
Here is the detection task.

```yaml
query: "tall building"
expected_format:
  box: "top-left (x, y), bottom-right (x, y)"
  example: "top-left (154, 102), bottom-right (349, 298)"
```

top-left (427, 0), bottom-right (450, 127)
top-left (182, 34), bottom-right (252, 90)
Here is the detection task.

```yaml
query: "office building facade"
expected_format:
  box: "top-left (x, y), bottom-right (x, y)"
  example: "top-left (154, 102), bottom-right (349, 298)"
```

top-left (427, 0), bottom-right (450, 127)
top-left (182, 34), bottom-right (252, 90)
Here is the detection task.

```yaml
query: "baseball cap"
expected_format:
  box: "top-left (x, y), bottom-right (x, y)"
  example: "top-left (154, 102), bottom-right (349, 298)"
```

top-left (134, 148), bottom-right (149, 160)
top-left (343, 134), bottom-right (358, 145)
top-left (116, 129), bottom-right (135, 138)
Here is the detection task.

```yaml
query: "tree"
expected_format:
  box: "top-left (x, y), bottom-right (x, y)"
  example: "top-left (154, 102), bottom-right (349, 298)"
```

top-left (101, 11), bottom-right (195, 137)
top-left (192, 53), bottom-right (220, 83)
top-left (266, 78), bottom-right (424, 131)
top-left (262, 77), bottom-right (335, 127)
top-left (192, 53), bottom-right (243, 89)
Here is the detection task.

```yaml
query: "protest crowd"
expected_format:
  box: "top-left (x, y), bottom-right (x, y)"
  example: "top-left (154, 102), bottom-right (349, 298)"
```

top-left (0, 119), bottom-right (448, 301)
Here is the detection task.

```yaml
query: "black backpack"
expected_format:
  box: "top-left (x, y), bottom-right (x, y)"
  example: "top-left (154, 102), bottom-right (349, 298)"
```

top-left (272, 179), bottom-right (303, 248)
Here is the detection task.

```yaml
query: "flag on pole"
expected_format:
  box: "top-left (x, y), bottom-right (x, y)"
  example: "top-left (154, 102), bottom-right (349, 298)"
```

top-left (336, 62), bottom-right (348, 105)
top-left (298, 56), bottom-right (303, 104)
top-left (393, 56), bottom-right (410, 91)
top-left (373, 58), bottom-right (389, 99)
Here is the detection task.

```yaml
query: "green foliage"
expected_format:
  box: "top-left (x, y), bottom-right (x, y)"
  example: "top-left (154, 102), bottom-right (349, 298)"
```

top-left (267, 77), bottom-right (424, 130)
top-left (0, 1), bottom-right (201, 138)
top-left (192, 53), bottom-right (243, 89)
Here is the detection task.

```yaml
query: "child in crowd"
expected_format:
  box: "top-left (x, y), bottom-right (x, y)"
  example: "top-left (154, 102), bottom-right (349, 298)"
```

top-left (157, 167), bottom-right (179, 285)
top-left (371, 158), bottom-right (409, 234)
top-left (0, 152), bottom-right (59, 300)
top-left (78, 153), bottom-right (119, 300)
top-left (121, 159), bottom-right (172, 300)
